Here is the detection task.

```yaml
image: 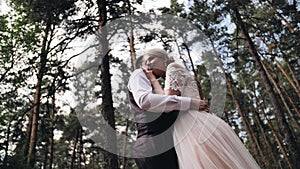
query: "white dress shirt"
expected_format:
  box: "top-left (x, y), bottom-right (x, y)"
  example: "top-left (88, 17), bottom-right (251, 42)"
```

top-left (128, 69), bottom-right (191, 113)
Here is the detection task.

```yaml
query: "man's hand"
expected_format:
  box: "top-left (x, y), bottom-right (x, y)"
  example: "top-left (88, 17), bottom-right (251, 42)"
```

top-left (191, 98), bottom-right (210, 113)
top-left (199, 100), bottom-right (210, 112)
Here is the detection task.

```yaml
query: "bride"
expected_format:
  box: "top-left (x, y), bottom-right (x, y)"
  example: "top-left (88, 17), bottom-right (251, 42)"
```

top-left (143, 62), bottom-right (260, 169)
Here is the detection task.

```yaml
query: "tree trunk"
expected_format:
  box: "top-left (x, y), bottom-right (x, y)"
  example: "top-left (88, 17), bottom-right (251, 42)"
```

top-left (69, 127), bottom-right (79, 169)
top-left (174, 40), bottom-right (188, 69)
top-left (257, 36), bottom-right (300, 119)
top-left (78, 128), bottom-right (83, 169)
top-left (260, 102), bottom-right (292, 169)
top-left (247, 87), bottom-right (277, 167)
top-left (273, 58), bottom-right (300, 98)
top-left (258, 35), bottom-right (300, 99)
top-left (27, 55), bottom-right (47, 167)
top-left (43, 140), bottom-right (49, 169)
top-left (253, 113), bottom-right (276, 168)
top-left (182, 43), bottom-right (204, 99)
top-left (281, 85), bottom-right (300, 118)
top-left (269, 33), bottom-right (300, 89)
top-left (264, 0), bottom-right (299, 37)
top-left (49, 95), bottom-right (56, 169)
top-left (223, 111), bottom-right (232, 127)
top-left (282, 57), bottom-right (300, 89)
top-left (28, 83), bottom-right (41, 166)
top-left (127, 0), bottom-right (136, 71)
top-left (99, 37), bottom-right (119, 169)
top-left (252, 90), bottom-right (281, 168)
top-left (209, 37), bottom-right (264, 165)
top-left (241, 83), bottom-right (266, 167)
top-left (27, 15), bottom-right (52, 167)
top-left (97, 0), bottom-right (119, 168)
top-left (233, 7), bottom-right (300, 167)
top-left (3, 122), bottom-right (11, 167)
top-left (122, 1), bottom-right (136, 168)
top-left (262, 59), bottom-right (299, 126)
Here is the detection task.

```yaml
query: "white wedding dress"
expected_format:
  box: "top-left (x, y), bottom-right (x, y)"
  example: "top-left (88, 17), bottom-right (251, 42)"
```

top-left (165, 63), bottom-right (260, 169)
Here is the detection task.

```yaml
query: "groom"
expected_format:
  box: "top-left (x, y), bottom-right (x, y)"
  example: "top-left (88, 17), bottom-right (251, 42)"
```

top-left (127, 48), bottom-right (208, 169)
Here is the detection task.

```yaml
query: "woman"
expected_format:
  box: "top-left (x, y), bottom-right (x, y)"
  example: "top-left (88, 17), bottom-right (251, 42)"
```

top-left (143, 62), bottom-right (260, 169)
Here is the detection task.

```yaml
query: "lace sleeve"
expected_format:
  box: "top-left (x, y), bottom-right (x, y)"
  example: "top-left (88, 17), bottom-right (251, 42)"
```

top-left (165, 63), bottom-right (200, 98)
top-left (164, 63), bottom-right (188, 92)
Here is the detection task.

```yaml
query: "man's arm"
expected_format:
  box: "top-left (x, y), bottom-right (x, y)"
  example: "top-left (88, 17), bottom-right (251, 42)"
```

top-left (128, 69), bottom-right (208, 113)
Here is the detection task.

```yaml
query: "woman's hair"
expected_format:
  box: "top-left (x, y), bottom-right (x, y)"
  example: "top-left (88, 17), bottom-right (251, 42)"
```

top-left (143, 48), bottom-right (174, 66)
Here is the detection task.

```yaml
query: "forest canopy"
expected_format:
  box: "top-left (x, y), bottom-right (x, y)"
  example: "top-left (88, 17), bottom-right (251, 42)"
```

top-left (0, 0), bottom-right (299, 169)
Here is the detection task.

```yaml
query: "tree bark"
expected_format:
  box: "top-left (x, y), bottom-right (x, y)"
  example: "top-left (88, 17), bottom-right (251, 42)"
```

top-left (3, 122), bottom-right (11, 167)
top-left (260, 102), bottom-right (292, 169)
top-left (281, 58), bottom-right (300, 89)
top-left (27, 82), bottom-right (41, 166)
top-left (258, 35), bottom-right (300, 99)
top-left (248, 87), bottom-right (277, 167)
top-left (281, 85), bottom-right (300, 118)
top-left (253, 112), bottom-right (277, 167)
top-left (78, 128), bottom-right (83, 169)
top-left (122, 1), bottom-right (136, 168)
top-left (27, 48), bottom-right (48, 167)
top-left (262, 59), bottom-right (299, 126)
top-left (27, 13), bottom-right (52, 167)
top-left (97, 0), bottom-right (119, 168)
top-left (252, 89), bottom-right (282, 168)
top-left (209, 37), bottom-right (264, 164)
top-left (182, 43), bottom-right (204, 100)
top-left (257, 35), bottom-right (300, 119)
top-left (49, 95), bottom-right (56, 169)
top-left (69, 127), bottom-right (79, 169)
top-left (264, 0), bottom-right (299, 37)
top-left (233, 7), bottom-right (300, 167)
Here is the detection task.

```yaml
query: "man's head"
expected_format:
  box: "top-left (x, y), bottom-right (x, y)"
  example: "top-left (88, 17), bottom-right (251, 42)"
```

top-left (135, 55), bottom-right (145, 69)
top-left (142, 48), bottom-right (173, 78)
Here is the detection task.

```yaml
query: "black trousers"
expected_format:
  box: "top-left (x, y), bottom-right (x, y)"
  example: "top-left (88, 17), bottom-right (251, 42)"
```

top-left (134, 147), bottom-right (179, 169)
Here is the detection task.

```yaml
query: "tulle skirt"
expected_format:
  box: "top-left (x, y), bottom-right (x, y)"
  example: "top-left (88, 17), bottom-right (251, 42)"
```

top-left (173, 110), bottom-right (260, 169)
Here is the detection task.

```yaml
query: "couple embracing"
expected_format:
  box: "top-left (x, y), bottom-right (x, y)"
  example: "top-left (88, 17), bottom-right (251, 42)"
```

top-left (127, 48), bottom-right (260, 169)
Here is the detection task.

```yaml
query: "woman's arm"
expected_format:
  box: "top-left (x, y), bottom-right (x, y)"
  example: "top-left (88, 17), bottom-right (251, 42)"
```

top-left (165, 88), bottom-right (209, 112)
top-left (143, 68), bottom-right (181, 96)
top-left (165, 89), bottom-right (181, 96)
top-left (142, 67), bottom-right (209, 112)
top-left (128, 69), bottom-right (192, 113)
top-left (143, 68), bottom-right (165, 94)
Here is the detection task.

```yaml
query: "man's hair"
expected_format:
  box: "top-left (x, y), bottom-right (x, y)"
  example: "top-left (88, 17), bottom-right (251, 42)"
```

top-left (135, 55), bottom-right (144, 68)
top-left (143, 48), bottom-right (173, 66)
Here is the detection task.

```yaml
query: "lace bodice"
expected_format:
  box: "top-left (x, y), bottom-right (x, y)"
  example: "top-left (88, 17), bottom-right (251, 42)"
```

top-left (164, 63), bottom-right (200, 99)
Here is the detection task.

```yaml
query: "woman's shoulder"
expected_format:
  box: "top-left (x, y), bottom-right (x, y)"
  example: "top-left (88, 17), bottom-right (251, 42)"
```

top-left (167, 62), bottom-right (186, 71)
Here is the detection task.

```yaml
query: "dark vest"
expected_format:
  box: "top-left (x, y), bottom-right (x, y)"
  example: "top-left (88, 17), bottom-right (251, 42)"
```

top-left (128, 90), bottom-right (178, 138)
top-left (128, 90), bottom-right (179, 169)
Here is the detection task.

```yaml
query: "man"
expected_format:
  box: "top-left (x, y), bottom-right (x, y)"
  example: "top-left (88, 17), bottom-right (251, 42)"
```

top-left (127, 48), bottom-right (208, 169)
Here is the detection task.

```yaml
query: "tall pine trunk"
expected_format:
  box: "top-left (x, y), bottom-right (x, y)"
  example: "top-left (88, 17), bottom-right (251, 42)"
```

top-left (69, 127), bottom-right (79, 169)
top-left (260, 101), bottom-right (292, 168)
top-left (252, 89), bottom-right (282, 168)
top-left (261, 59), bottom-right (299, 125)
top-left (209, 37), bottom-right (264, 165)
top-left (49, 94), bottom-right (56, 169)
top-left (122, 1), bottom-right (137, 168)
top-left (27, 25), bottom-right (50, 166)
top-left (264, 0), bottom-right (298, 37)
top-left (97, 0), bottom-right (119, 168)
top-left (2, 122), bottom-right (11, 167)
top-left (27, 79), bottom-right (42, 166)
top-left (258, 35), bottom-right (300, 99)
top-left (233, 6), bottom-right (300, 167)
top-left (258, 35), bottom-right (300, 119)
